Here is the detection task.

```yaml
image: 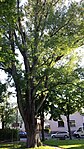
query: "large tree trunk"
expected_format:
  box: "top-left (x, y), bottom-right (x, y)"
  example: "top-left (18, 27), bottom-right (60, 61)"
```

top-left (17, 89), bottom-right (41, 148)
top-left (18, 98), bottom-right (38, 148)
top-left (25, 121), bottom-right (36, 148)
top-left (12, 64), bottom-right (41, 148)
top-left (24, 109), bottom-right (36, 148)
top-left (9, 17), bottom-right (41, 147)
top-left (24, 112), bottom-right (41, 148)
top-left (11, 64), bottom-right (37, 147)
top-left (40, 109), bottom-right (45, 141)
top-left (13, 76), bottom-right (37, 148)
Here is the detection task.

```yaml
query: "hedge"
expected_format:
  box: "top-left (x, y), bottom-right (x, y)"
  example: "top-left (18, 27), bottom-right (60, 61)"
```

top-left (0, 128), bottom-right (19, 142)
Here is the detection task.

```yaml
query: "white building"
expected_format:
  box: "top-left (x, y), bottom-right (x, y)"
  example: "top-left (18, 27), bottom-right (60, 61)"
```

top-left (45, 112), bottom-right (84, 132)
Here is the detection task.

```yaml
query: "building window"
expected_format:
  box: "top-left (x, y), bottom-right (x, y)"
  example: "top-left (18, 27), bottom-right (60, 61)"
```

top-left (58, 121), bottom-right (64, 127)
top-left (70, 120), bottom-right (76, 127)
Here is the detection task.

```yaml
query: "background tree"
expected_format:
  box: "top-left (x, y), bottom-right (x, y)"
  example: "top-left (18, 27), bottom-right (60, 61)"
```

top-left (35, 54), bottom-right (84, 141)
top-left (0, 101), bottom-right (16, 129)
top-left (0, 82), bottom-right (6, 103)
top-left (0, 81), bottom-right (16, 129)
top-left (48, 64), bottom-right (84, 139)
top-left (0, 0), bottom-right (84, 147)
top-left (0, 82), bottom-right (6, 129)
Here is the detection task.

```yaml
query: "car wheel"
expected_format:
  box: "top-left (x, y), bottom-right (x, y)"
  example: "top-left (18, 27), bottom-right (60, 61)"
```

top-left (64, 135), bottom-right (68, 139)
top-left (52, 136), bottom-right (56, 138)
top-left (76, 134), bottom-right (80, 138)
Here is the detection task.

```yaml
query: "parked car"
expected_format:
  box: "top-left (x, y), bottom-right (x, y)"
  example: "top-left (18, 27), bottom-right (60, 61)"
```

top-left (73, 126), bottom-right (84, 138)
top-left (51, 131), bottom-right (69, 139)
top-left (19, 131), bottom-right (27, 138)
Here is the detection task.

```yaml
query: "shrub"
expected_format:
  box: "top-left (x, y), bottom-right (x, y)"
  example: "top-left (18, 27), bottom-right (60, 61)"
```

top-left (0, 128), bottom-right (19, 142)
top-left (44, 128), bottom-right (51, 133)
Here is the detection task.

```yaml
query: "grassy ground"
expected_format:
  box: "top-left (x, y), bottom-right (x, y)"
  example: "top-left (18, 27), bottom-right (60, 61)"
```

top-left (0, 139), bottom-right (84, 149)
top-left (44, 138), bottom-right (84, 149)
top-left (0, 142), bottom-right (56, 149)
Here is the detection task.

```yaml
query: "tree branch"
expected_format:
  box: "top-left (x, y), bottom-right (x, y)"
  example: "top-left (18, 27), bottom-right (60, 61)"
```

top-left (14, 31), bottom-right (30, 73)
top-left (36, 93), bottom-right (47, 114)
top-left (50, 18), bottom-right (72, 37)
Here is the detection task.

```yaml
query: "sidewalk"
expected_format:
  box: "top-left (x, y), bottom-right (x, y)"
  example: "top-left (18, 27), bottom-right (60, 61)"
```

top-left (43, 144), bottom-right (63, 149)
top-left (51, 146), bottom-right (64, 149)
top-left (47, 146), bottom-right (63, 149)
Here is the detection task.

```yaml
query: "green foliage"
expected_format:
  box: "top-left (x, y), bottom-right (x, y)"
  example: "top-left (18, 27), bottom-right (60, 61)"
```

top-left (0, 128), bottom-right (19, 141)
top-left (0, 82), bottom-right (6, 103)
top-left (0, 101), bottom-right (17, 128)
top-left (44, 128), bottom-right (51, 134)
top-left (0, 0), bottom-right (84, 147)
top-left (46, 59), bottom-right (84, 120)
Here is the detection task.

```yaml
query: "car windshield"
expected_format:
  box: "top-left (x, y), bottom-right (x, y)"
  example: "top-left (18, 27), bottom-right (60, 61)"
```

top-left (57, 132), bottom-right (67, 134)
top-left (77, 128), bottom-right (82, 132)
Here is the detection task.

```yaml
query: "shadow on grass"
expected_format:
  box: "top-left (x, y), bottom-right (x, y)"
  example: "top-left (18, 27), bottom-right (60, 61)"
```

top-left (0, 142), bottom-right (26, 149)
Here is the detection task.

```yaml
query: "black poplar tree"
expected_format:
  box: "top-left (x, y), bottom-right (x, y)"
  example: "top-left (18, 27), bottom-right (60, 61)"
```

top-left (0, 0), bottom-right (84, 147)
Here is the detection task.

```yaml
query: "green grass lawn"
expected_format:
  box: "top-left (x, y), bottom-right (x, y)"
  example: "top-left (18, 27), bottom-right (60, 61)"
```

top-left (0, 139), bottom-right (84, 149)
top-left (0, 142), bottom-right (56, 149)
top-left (44, 138), bottom-right (84, 149)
